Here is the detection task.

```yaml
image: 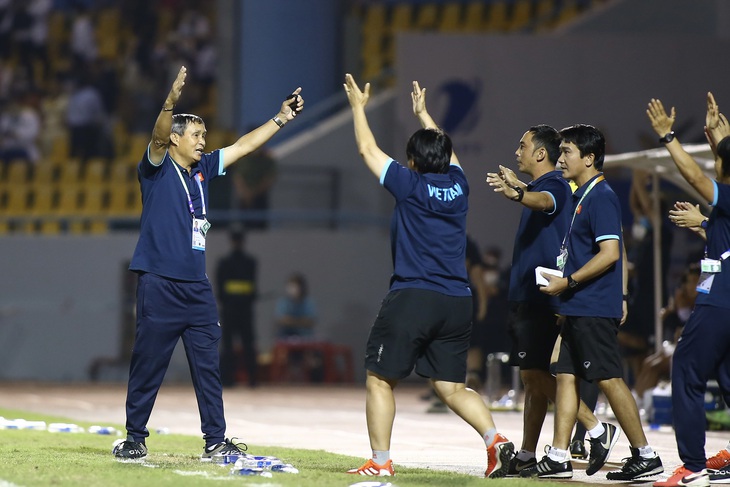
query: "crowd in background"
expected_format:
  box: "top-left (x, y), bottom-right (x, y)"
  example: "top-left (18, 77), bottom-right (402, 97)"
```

top-left (0, 0), bottom-right (217, 165)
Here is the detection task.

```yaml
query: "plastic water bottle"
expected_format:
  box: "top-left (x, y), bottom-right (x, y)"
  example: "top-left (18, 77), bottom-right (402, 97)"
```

top-left (0, 418), bottom-right (45, 430)
top-left (230, 467), bottom-right (273, 478)
top-left (271, 463), bottom-right (299, 474)
top-left (89, 426), bottom-right (119, 435)
top-left (155, 427), bottom-right (170, 435)
top-left (48, 423), bottom-right (84, 433)
top-left (233, 455), bottom-right (282, 469)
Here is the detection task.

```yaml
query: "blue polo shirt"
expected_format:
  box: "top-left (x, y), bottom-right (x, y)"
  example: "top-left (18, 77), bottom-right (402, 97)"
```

top-left (697, 181), bottom-right (730, 309)
top-left (380, 159), bottom-right (471, 297)
top-left (559, 174), bottom-right (623, 318)
top-left (508, 170), bottom-right (571, 309)
top-left (129, 146), bottom-right (225, 281)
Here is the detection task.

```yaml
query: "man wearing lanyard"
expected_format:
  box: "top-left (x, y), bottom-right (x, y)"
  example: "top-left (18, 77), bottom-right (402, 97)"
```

top-left (113, 66), bottom-right (303, 461)
top-left (647, 94), bottom-right (730, 487)
top-left (522, 124), bottom-right (664, 480)
top-left (486, 125), bottom-right (615, 478)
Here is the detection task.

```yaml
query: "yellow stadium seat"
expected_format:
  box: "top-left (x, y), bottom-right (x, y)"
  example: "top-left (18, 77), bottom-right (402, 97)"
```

top-left (30, 186), bottom-right (55, 216)
top-left (2, 186), bottom-right (31, 217)
top-left (84, 158), bottom-right (108, 185)
top-left (534, 0), bottom-right (557, 30)
top-left (438, 3), bottom-right (463, 32)
top-left (463, 1), bottom-right (486, 31)
top-left (414, 3), bottom-right (439, 30)
top-left (389, 4), bottom-right (413, 33)
top-left (508, 0), bottom-right (533, 31)
top-left (3, 163), bottom-right (29, 188)
top-left (484, 1), bottom-right (509, 32)
top-left (55, 185), bottom-right (81, 216)
top-left (555, 0), bottom-right (579, 26)
top-left (80, 186), bottom-right (107, 216)
top-left (58, 159), bottom-right (82, 185)
top-left (39, 219), bottom-right (62, 235)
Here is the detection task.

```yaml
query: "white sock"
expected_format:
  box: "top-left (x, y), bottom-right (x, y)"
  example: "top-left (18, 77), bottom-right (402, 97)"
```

top-left (638, 445), bottom-right (655, 458)
top-left (587, 422), bottom-right (605, 439)
top-left (547, 447), bottom-right (569, 463)
top-left (372, 450), bottom-right (390, 465)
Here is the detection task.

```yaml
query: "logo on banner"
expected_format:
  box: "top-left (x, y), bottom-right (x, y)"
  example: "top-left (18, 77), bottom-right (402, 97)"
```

top-left (435, 79), bottom-right (481, 135)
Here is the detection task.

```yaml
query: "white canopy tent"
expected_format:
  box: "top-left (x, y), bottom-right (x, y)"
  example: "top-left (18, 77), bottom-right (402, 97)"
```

top-left (604, 144), bottom-right (716, 352)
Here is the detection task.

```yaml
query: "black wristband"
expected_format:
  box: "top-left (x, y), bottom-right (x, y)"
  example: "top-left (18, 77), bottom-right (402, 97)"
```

top-left (510, 186), bottom-right (524, 202)
top-left (623, 294), bottom-right (629, 301)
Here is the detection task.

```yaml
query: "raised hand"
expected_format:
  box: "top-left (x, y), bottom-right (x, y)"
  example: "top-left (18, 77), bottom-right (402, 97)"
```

top-left (646, 98), bottom-right (676, 137)
top-left (411, 81), bottom-right (426, 117)
top-left (343, 73), bottom-right (370, 110)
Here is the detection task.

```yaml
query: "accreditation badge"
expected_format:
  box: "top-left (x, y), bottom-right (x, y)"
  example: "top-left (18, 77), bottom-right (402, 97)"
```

top-left (192, 218), bottom-right (207, 251)
top-left (556, 247), bottom-right (568, 272)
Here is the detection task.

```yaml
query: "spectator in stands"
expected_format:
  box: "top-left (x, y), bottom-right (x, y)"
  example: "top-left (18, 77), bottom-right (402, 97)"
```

top-left (113, 65), bottom-right (303, 461)
top-left (646, 92), bottom-right (730, 487)
top-left (65, 73), bottom-right (106, 162)
top-left (343, 75), bottom-right (514, 478)
top-left (69, 4), bottom-right (97, 71)
top-left (0, 90), bottom-right (41, 165)
top-left (275, 272), bottom-right (316, 339)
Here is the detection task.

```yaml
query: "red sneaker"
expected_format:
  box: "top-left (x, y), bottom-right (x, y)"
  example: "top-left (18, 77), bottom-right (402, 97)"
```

top-left (347, 459), bottom-right (395, 476)
top-left (485, 433), bottom-right (514, 478)
top-left (653, 466), bottom-right (709, 487)
top-left (707, 449), bottom-right (730, 471)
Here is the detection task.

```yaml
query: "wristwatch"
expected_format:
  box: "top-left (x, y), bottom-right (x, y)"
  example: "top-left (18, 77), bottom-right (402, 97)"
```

top-left (567, 275), bottom-right (579, 289)
top-left (701, 218), bottom-right (709, 230)
top-left (510, 186), bottom-right (524, 202)
top-left (659, 131), bottom-right (675, 144)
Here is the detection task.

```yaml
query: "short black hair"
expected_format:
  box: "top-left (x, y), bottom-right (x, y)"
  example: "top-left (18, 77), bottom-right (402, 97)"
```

top-left (528, 124), bottom-right (561, 164)
top-left (559, 124), bottom-right (606, 170)
top-left (171, 113), bottom-right (205, 136)
top-left (405, 128), bottom-right (453, 174)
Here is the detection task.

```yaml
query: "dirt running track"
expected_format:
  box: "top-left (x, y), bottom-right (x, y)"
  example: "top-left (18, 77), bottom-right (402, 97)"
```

top-left (0, 382), bottom-right (727, 483)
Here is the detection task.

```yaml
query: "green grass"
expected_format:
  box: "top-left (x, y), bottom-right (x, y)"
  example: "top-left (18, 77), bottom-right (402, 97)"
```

top-left (0, 407), bottom-right (561, 487)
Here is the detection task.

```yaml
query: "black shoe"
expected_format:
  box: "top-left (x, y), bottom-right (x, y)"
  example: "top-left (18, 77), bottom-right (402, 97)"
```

top-left (200, 437), bottom-right (248, 462)
top-left (586, 422), bottom-right (620, 476)
top-left (606, 448), bottom-right (664, 480)
top-left (112, 438), bottom-right (147, 460)
top-left (508, 456), bottom-right (537, 476)
top-left (710, 468), bottom-right (730, 484)
top-left (520, 451), bottom-right (573, 479)
top-left (570, 439), bottom-right (587, 459)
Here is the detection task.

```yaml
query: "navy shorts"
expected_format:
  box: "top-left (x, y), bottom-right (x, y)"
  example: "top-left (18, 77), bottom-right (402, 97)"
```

top-left (507, 302), bottom-right (561, 370)
top-left (364, 288), bottom-right (472, 382)
top-left (554, 315), bottom-right (624, 381)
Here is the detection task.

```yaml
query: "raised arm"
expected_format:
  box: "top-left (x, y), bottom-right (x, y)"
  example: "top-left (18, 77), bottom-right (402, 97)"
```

top-left (150, 66), bottom-right (187, 165)
top-left (221, 88), bottom-right (303, 169)
top-left (344, 73), bottom-right (391, 177)
top-left (411, 81), bottom-right (460, 167)
top-left (647, 98), bottom-right (714, 202)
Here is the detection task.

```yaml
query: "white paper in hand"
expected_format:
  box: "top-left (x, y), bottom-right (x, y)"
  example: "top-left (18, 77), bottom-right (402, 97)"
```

top-left (535, 266), bottom-right (563, 286)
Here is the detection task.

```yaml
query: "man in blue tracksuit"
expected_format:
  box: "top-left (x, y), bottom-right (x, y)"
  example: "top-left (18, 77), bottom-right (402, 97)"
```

top-left (647, 93), bottom-right (730, 487)
top-left (113, 65), bottom-right (303, 461)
